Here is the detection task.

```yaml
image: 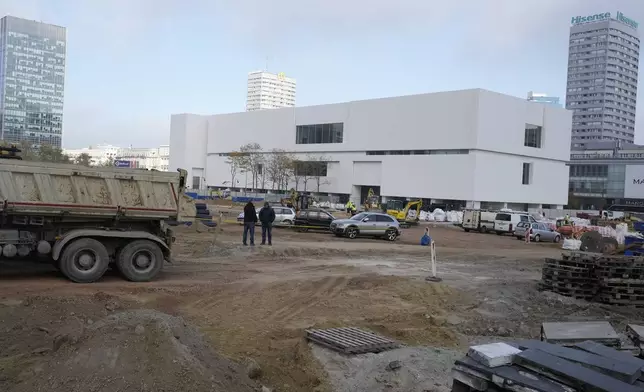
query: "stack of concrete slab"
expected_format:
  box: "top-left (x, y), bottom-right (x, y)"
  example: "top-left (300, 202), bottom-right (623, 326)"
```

top-left (539, 251), bottom-right (644, 306)
top-left (452, 340), bottom-right (644, 391)
top-left (451, 322), bottom-right (644, 392)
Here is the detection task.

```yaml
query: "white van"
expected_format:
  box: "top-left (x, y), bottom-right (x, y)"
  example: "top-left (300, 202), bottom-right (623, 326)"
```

top-left (462, 210), bottom-right (497, 233)
top-left (494, 212), bottom-right (537, 235)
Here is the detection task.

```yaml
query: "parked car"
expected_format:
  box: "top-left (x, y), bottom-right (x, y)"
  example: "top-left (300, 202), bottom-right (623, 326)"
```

top-left (294, 209), bottom-right (336, 231)
top-left (330, 212), bottom-right (401, 241)
top-left (237, 206), bottom-right (296, 226)
top-left (513, 222), bottom-right (561, 243)
top-left (494, 212), bottom-right (537, 235)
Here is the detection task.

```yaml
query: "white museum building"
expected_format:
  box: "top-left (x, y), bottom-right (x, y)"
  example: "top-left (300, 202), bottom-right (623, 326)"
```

top-left (170, 89), bottom-right (573, 209)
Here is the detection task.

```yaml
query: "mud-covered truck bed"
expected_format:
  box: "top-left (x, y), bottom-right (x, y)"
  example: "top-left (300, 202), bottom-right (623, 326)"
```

top-left (0, 158), bottom-right (188, 283)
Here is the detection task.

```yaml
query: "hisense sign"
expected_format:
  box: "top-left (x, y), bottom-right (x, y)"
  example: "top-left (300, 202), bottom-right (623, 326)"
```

top-left (571, 11), bottom-right (639, 30)
top-left (571, 12), bottom-right (610, 25)
top-left (617, 11), bottom-right (639, 29)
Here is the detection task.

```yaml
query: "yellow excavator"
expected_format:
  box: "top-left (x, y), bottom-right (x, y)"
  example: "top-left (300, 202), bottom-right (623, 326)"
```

top-left (386, 199), bottom-right (422, 228)
top-left (363, 188), bottom-right (381, 211)
top-left (280, 188), bottom-right (316, 212)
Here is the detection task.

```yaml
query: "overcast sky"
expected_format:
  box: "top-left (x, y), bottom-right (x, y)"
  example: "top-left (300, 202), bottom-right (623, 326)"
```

top-left (2, 0), bottom-right (643, 148)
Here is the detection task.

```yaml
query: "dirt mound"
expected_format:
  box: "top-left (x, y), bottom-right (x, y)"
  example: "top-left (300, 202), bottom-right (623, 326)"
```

top-left (10, 309), bottom-right (259, 392)
top-left (314, 345), bottom-right (462, 392)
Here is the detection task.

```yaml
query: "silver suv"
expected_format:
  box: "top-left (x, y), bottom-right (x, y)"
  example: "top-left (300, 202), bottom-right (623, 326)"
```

top-left (330, 212), bottom-right (401, 241)
top-left (237, 206), bottom-right (296, 226)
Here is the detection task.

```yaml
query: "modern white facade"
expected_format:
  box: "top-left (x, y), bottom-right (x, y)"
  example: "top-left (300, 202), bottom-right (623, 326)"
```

top-left (171, 89), bottom-right (573, 208)
top-left (64, 144), bottom-right (170, 170)
top-left (117, 145), bottom-right (170, 171)
top-left (246, 71), bottom-right (296, 111)
top-left (64, 144), bottom-right (120, 166)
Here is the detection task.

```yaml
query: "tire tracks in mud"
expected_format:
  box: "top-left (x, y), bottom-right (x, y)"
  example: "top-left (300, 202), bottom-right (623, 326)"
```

top-left (267, 275), bottom-right (350, 324)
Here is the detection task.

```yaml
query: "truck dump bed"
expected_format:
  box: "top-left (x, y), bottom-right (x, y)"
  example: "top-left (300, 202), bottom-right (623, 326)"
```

top-left (0, 160), bottom-right (182, 220)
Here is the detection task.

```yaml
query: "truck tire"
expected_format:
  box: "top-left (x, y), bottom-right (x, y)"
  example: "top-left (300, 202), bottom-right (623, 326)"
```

top-left (59, 238), bottom-right (110, 283)
top-left (116, 240), bottom-right (164, 282)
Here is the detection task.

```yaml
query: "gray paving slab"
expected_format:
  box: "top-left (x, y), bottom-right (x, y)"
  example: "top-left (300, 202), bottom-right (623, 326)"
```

top-left (542, 321), bottom-right (620, 346)
top-left (456, 357), bottom-right (573, 392)
top-left (515, 349), bottom-right (644, 392)
top-left (518, 340), bottom-right (642, 383)
top-left (574, 340), bottom-right (644, 370)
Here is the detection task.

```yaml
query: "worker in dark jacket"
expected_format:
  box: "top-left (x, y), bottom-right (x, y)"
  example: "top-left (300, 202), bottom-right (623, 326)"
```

top-left (258, 201), bottom-right (276, 245)
top-left (242, 201), bottom-right (258, 246)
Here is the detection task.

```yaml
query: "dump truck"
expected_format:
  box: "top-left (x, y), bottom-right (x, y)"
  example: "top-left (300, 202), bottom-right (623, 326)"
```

top-left (0, 147), bottom-right (191, 283)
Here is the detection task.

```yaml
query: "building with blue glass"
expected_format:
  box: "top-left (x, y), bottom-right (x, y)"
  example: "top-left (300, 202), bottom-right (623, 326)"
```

top-left (0, 16), bottom-right (66, 148)
top-left (527, 91), bottom-right (561, 107)
top-left (569, 141), bottom-right (644, 209)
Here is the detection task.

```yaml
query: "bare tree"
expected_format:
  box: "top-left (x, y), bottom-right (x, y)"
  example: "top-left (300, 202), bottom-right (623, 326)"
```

top-left (266, 149), bottom-right (295, 191)
top-left (237, 143), bottom-right (263, 190)
top-left (294, 160), bottom-right (315, 192)
top-left (306, 154), bottom-right (331, 192)
top-left (225, 152), bottom-right (243, 188)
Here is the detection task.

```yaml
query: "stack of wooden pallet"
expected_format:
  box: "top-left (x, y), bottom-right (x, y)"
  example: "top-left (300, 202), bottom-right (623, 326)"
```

top-left (597, 257), bottom-right (644, 306)
top-left (539, 253), bottom-right (597, 299)
top-left (539, 251), bottom-right (644, 306)
top-left (451, 322), bottom-right (644, 392)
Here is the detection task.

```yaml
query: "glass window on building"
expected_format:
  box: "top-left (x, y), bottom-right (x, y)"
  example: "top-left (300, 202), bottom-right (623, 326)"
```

top-left (296, 123), bottom-right (344, 144)
top-left (524, 124), bottom-right (542, 148)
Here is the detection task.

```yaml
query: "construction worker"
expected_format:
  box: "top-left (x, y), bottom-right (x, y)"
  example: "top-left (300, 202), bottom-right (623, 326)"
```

top-left (345, 200), bottom-right (354, 214)
top-left (564, 214), bottom-right (570, 225)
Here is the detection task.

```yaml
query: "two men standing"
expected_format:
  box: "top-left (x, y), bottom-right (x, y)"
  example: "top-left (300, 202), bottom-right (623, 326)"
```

top-left (242, 201), bottom-right (275, 246)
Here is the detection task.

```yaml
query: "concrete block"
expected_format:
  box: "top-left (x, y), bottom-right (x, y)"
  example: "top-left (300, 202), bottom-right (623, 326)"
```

top-left (468, 342), bottom-right (522, 368)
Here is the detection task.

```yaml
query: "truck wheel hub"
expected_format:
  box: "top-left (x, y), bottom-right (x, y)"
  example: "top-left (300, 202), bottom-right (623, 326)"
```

top-left (134, 253), bottom-right (151, 268)
top-left (78, 253), bottom-right (95, 269)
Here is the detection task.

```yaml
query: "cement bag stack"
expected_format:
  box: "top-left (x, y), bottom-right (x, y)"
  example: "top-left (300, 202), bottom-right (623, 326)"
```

top-left (446, 210), bottom-right (463, 223)
top-left (562, 238), bottom-right (581, 250)
top-left (616, 222), bottom-right (629, 245)
top-left (432, 208), bottom-right (446, 222)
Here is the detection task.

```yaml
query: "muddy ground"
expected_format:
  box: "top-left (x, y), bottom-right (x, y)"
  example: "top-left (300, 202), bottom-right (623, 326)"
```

top-left (2, 214), bottom-right (644, 392)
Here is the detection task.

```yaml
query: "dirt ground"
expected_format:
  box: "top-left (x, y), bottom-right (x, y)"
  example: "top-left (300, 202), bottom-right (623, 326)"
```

top-left (2, 214), bottom-right (644, 392)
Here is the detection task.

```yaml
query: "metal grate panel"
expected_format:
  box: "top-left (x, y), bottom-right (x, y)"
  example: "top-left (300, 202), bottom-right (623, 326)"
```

top-left (306, 327), bottom-right (399, 354)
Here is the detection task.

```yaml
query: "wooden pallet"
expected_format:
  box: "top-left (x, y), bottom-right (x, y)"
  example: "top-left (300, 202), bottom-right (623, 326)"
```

top-left (305, 327), bottom-right (400, 355)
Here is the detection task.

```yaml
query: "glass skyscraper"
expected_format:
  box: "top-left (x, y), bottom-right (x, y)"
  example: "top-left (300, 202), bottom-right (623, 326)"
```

top-left (0, 16), bottom-right (66, 148)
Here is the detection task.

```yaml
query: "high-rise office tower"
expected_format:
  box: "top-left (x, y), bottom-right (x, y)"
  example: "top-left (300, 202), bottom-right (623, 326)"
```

top-left (0, 16), bottom-right (66, 148)
top-left (566, 11), bottom-right (639, 147)
top-left (246, 71), bottom-right (296, 111)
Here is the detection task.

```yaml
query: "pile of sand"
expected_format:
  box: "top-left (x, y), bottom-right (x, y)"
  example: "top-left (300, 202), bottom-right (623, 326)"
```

top-left (12, 309), bottom-right (260, 392)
